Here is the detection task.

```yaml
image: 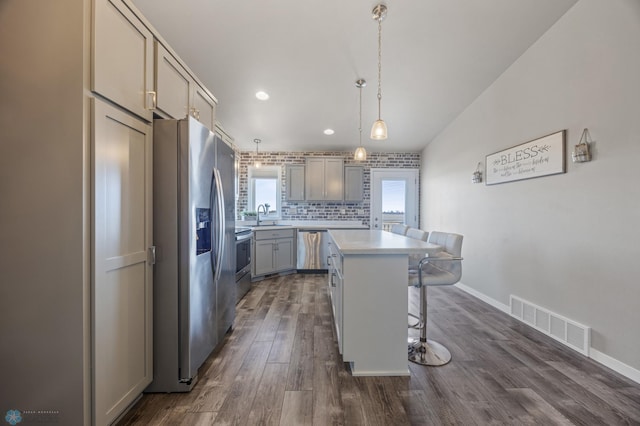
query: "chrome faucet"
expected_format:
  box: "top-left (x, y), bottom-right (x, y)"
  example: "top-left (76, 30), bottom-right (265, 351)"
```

top-left (256, 204), bottom-right (267, 226)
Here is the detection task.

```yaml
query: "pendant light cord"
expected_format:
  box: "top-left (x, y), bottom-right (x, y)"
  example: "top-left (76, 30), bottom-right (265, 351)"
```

top-left (377, 17), bottom-right (382, 120)
top-left (359, 83), bottom-right (363, 146)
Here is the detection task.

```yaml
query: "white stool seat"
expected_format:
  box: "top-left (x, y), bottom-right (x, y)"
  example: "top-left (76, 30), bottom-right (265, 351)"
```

top-left (408, 232), bottom-right (463, 366)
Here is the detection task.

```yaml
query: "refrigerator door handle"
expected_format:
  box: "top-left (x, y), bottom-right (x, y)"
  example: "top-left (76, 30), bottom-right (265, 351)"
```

top-left (213, 168), bottom-right (225, 285)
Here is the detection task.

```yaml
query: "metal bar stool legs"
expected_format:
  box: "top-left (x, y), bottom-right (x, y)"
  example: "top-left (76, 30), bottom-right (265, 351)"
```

top-left (408, 284), bottom-right (451, 366)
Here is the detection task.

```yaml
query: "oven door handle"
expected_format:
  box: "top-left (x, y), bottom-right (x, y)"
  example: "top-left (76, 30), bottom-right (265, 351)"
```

top-left (236, 233), bottom-right (253, 243)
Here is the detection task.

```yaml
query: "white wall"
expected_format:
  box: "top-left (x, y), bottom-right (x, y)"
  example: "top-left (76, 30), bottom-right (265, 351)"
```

top-left (421, 0), bottom-right (640, 373)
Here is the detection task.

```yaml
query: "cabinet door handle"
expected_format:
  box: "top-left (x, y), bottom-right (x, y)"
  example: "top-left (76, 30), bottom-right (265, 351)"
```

top-left (327, 255), bottom-right (331, 266)
top-left (330, 272), bottom-right (336, 287)
top-left (148, 246), bottom-right (156, 265)
top-left (146, 91), bottom-right (157, 110)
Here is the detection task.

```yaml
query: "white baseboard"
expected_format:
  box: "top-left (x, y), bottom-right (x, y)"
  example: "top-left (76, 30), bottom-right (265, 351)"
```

top-left (455, 282), bottom-right (510, 313)
top-left (590, 348), bottom-right (640, 385)
top-left (453, 282), bottom-right (640, 386)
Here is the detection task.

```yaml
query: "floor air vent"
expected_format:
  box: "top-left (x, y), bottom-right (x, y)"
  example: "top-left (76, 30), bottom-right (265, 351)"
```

top-left (509, 295), bottom-right (590, 356)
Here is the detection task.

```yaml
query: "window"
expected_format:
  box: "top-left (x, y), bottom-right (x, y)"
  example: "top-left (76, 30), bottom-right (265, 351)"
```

top-left (248, 166), bottom-right (281, 218)
top-left (381, 180), bottom-right (406, 230)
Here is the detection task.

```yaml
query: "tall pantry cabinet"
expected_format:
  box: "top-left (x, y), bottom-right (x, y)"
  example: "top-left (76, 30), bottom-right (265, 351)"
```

top-left (1, 1), bottom-right (94, 425)
top-left (1, 0), bottom-right (216, 425)
top-left (93, 2), bottom-right (154, 424)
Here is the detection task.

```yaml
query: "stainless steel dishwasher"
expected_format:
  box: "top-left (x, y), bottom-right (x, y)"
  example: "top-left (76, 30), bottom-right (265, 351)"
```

top-left (297, 230), bottom-right (330, 271)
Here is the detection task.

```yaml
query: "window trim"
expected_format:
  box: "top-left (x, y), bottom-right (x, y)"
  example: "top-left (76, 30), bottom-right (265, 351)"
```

top-left (247, 165), bottom-right (282, 219)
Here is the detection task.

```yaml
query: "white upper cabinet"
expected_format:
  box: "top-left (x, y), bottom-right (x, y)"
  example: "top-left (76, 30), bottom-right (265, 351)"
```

top-left (154, 41), bottom-right (217, 130)
top-left (154, 42), bottom-right (190, 119)
top-left (305, 159), bottom-right (325, 200)
top-left (344, 165), bottom-right (364, 202)
top-left (305, 158), bottom-right (344, 201)
top-left (324, 159), bottom-right (345, 200)
top-left (286, 165), bottom-right (305, 201)
top-left (92, 0), bottom-right (154, 121)
top-left (192, 84), bottom-right (216, 132)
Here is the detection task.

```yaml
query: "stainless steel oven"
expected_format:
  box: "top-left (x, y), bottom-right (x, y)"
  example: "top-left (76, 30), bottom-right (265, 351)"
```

top-left (235, 227), bottom-right (253, 302)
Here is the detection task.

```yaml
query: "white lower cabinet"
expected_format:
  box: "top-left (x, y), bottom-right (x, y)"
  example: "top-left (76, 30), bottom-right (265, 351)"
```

top-left (327, 240), bottom-right (343, 353)
top-left (253, 229), bottom-right (296, 277)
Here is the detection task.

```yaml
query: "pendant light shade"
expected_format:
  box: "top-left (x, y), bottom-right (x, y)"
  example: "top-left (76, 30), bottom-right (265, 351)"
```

top-left (370, 4), bottom-right (388, 140)
top-left (370, 119), bottom-right (388, 140)
top-left (354, 146), bottom-right (367, 161)
top-left (354, 79), bottom-right (367, 161)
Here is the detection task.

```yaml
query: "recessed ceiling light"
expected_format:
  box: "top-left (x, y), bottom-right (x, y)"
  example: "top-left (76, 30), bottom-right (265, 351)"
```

top-left (323, 129), bottom-right (335, 135)
top-left (255, 91), bottom-right (269, 100)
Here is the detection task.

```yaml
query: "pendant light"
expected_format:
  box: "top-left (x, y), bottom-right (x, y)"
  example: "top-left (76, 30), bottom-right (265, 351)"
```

top-left (370, 4), bottom-right (388, 140)
top-left (354, 79), bottom-right (367, 161)
top-left (253, 138), bottom-right (262, 168)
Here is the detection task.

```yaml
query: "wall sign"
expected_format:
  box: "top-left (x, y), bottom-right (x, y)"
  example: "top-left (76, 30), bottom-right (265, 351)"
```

top-left (485, 130), bottom-right (566, 185)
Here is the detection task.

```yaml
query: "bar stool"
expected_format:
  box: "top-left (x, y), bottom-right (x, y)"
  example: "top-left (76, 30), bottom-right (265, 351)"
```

top-left (405, 228), bottom-right (429, 328)
top-left (408, 232), bottom-right (463, 366)
top-left (390, 223), bottom-right (409, 235)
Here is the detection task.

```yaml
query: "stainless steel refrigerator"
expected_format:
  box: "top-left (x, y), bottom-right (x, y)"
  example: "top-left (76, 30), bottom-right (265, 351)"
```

top-left (146, 117), bottom-right (235, 393)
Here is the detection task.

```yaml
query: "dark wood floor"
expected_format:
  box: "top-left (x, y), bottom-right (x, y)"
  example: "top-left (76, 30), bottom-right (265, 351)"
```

top-left (118, 274), bottom-right (640, 425)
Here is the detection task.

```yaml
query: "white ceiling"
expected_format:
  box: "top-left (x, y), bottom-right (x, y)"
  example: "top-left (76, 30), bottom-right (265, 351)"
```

top-left (131, 0), bottom-right (577, 152)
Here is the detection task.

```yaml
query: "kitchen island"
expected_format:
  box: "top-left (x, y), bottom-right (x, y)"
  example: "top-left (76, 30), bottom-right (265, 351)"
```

top-left (327, 229), bottom-right (442, 376)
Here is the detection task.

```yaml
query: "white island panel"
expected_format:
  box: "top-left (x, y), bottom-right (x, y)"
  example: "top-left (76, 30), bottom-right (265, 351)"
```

top-left (342, 254), bottom-right (409, 376)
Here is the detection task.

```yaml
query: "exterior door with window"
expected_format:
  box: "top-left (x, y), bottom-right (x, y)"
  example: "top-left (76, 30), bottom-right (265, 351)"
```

top-left (370, 169), bottom-right (419, 230)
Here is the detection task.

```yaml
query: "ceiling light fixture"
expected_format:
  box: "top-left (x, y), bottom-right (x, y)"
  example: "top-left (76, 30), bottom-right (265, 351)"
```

top-left (323, 129), bottom-right (335, 135)
top-left (253, 138), bottom-right (262, 168)
top-left (370, 4), bottom-right (388, 140)
top-left (255, 91), bottom-right (269, 101)
top-left (354, 79), bottom-right (367, 161)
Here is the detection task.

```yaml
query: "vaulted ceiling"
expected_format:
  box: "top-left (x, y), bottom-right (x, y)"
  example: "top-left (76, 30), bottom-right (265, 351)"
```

top-left (132, 0), bottom-right (577, 152)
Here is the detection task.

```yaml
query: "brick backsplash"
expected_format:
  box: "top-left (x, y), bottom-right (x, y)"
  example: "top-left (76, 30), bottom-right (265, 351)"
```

top-left (236, 151), bottom-right (420, 227)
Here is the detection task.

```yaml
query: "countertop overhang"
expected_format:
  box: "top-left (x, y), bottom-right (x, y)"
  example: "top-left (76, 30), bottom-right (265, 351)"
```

top-left (328, 229), bottom-right (442, 255)
top-left (244, 220), bottom-right (368, 232)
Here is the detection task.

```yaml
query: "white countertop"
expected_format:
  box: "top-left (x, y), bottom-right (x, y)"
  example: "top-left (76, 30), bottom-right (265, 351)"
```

top-left (240, 220), bottom-right (368, 231)
top-left (250, 225), bottom-right (295, 231)
top-left (295, 224), bottom-right (368, 230)
top-left (328, 229), bottom-right (442, 255)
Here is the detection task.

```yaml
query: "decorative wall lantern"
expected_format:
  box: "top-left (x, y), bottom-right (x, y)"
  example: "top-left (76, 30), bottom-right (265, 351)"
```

top-left (472, 162), bottom-right (483, 183)
top-left (572, 128), bottom-right (593, 163)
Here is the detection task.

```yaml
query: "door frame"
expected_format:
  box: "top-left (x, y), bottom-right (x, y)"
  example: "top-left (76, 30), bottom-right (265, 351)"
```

top-left (370, 168), bottom-right (419, 230)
